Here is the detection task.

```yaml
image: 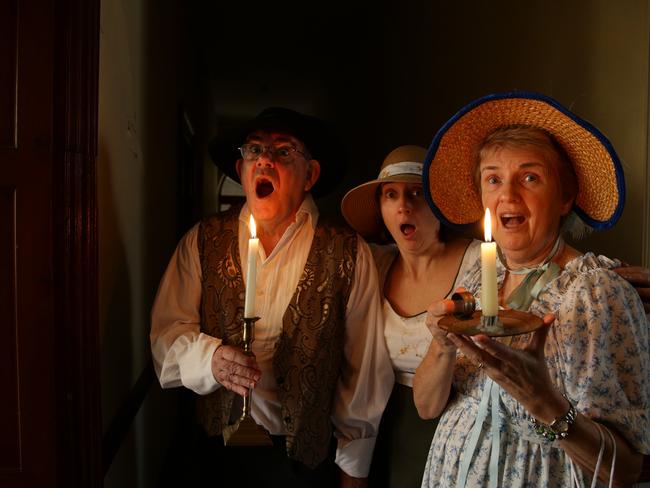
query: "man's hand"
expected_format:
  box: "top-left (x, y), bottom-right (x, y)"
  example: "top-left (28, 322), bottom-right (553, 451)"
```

top-left (211, 344), bottom-right (261, 396)
top-left (340, 469), bottom-right (367, 488)
top-left (614, 265), bottom-right (650, 313)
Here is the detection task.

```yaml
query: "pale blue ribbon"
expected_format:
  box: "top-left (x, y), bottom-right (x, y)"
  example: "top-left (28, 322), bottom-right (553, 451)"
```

top-left (506, 262), bottom-right (560, 311)
top-left (456, 378), bottom-right (502, 487)
top-left (500, 237), bottom-right (563, 311)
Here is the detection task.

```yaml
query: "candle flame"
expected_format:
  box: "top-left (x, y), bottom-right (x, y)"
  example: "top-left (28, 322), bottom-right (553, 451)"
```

top-left (249, 215), bottom-right (257, 238)
top-left (484, 208), bottom-right (492, 242)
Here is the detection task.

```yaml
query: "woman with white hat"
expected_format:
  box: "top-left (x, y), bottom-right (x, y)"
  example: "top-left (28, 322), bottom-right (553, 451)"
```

top-left (414, 92), bottom-right (650, 487)
top-left (341, 145), bottom-right (480, 487)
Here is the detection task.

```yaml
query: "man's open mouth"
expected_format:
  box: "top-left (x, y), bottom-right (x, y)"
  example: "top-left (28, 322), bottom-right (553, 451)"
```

top-left (256, 178), bottom-right (274, 198)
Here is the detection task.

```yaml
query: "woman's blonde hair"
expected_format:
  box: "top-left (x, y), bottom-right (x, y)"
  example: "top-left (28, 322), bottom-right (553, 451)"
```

top-left (472, 125), bottom-right (578, 200)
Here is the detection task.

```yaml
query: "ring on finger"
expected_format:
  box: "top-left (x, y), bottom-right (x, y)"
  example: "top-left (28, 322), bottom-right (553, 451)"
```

top-left (477, 362), bottom-right (484, 369)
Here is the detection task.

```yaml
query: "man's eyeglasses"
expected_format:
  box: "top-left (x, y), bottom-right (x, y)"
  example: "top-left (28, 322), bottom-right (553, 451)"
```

top-left (238, 143), bottom-right (309, 163)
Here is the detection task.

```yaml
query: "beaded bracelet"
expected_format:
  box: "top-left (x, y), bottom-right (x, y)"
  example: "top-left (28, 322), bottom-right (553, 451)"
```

top-left (530, 396), bottom-right (577, 441)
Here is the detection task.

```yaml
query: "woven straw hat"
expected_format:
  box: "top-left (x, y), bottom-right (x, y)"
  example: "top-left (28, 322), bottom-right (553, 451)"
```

top-left (342, 145), bottom-right (427, 237)
top-left (424, 92), bottom-right (625, 230)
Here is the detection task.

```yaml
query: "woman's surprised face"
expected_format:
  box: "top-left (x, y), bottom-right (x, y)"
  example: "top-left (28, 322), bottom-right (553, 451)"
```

top-left (479, 145), bottom-right (573, 266)
top-left (379, 182), bottom-right (441, 252)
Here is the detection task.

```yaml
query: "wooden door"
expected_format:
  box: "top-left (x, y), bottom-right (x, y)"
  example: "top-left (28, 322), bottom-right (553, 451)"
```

top-left (0, 1), bottom-right (101, 486)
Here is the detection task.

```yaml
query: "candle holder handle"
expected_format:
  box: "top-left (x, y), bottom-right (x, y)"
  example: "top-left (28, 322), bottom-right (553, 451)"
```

top-left (451, 291), bottom-right (476, 318)
top-left (240, 316), bottom-right (256, 418)
top-left (222, 316), bottom-right (273, 447)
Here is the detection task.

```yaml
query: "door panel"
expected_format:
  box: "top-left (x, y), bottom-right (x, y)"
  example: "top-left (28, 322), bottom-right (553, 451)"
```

top-left (0, 1), bottom-right (57, 485)
top-left (0, 0), bottom-right (17, 149)
top-left (0, 187), bottom-right (20, 473)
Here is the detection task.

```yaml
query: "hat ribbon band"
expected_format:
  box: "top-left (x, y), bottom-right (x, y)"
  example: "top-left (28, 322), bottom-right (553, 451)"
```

top-left (379, 162), bottom-right (423, 179)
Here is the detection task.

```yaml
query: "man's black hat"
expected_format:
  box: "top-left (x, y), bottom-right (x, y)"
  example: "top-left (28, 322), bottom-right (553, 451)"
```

top-left (208, 107), bottom-right (344, 198)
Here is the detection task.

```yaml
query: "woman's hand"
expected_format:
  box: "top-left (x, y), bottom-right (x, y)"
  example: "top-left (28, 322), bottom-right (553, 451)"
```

top-left (425, 298), bottom-right (458, 353)
top-left (211, 344), bottom-right (261, 397)
top-left (426, 287), bottom-right (475, 352)
top-left (446, 313), bottom-right (567, 422)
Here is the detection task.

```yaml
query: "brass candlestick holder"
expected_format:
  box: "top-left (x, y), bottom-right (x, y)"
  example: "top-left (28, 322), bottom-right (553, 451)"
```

top-left (438, 292), bottom-right (544, 337)
top-left (222, 316), bottom-right (273, 447)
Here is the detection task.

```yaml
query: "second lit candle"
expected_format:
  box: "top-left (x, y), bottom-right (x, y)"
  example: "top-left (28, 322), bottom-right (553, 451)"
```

top-left (480, 208), bottom-right (498, 316)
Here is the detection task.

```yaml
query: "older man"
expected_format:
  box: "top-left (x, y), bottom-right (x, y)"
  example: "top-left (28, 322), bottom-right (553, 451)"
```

top-left (150, 107), bottom-right (393, 487)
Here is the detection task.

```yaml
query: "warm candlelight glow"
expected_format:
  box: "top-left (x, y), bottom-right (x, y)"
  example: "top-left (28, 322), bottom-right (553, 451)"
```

top-left (250, 215), bottom-right (256, 238)
top-left (484, 208), bottom-right (492, 242)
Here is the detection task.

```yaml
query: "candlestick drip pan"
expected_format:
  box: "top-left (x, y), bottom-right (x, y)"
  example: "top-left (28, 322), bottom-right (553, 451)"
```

top-left (438, 309), bottom-right (544, 337)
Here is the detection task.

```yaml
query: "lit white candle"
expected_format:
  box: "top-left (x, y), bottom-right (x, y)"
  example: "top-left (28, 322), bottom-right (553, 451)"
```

top-left (481, 208), bottom-right (498, 317)
top-left (244, 215), bottom-right (259, 318)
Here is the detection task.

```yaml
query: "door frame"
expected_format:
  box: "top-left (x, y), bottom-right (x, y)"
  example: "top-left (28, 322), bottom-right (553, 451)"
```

top-left (53, 1), bottom-right (102, 486)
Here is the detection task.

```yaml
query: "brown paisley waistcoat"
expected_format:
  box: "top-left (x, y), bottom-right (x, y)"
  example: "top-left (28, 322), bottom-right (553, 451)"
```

top-left (196, 205), bottom-right (357, 468)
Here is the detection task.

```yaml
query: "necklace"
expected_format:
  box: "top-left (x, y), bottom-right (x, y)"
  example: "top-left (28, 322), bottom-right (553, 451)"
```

top-left (499, 236), bottom-right (563, 311)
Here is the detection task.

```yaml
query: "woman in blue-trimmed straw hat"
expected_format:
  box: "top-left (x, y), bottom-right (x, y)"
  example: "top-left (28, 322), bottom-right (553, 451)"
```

top-left (414, 92), bottom-right (649, 487)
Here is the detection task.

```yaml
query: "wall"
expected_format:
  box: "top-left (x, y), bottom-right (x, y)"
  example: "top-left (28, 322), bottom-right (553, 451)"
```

top-left (98, 0), bottom-right (200, 486)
